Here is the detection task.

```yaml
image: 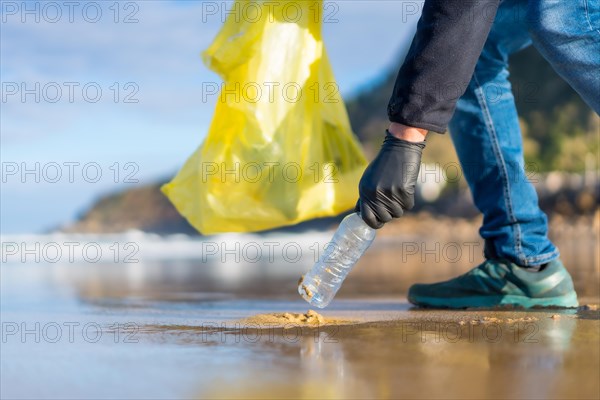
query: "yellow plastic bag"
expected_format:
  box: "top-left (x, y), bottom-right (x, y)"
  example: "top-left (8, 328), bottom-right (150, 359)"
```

top-left (161, 0), bottom-right (367, 234)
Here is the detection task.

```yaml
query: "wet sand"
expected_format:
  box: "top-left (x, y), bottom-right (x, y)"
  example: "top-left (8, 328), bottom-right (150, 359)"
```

top-left (1, 218), bottom-right (598, 399)
top-left (2, 291), bottom-right (599, 399)
top-left (132, 301), bottom-right (600, 399)
top-left (237, 310), bottom-right (351, 326)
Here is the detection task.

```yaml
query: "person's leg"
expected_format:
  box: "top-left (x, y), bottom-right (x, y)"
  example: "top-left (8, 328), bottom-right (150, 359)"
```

top-left (449, 0), bottom-right (558, 267)
top-left (407, 0), bottom-right (578, 308)
top-left (527, 0), bottom-right (600, 113)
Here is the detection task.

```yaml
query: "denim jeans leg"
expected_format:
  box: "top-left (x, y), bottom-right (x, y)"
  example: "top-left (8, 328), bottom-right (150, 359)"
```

top-left (527, 0), bottom-right (600, 113)
top-left (448, 0), bottom-right (560, 266)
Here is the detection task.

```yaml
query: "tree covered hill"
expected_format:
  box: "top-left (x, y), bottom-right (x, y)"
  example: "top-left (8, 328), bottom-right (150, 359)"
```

top-left (347, 46), bottom-right (598, 171)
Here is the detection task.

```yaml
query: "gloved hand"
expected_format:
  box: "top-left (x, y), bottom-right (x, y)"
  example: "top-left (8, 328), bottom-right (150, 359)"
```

top-left (356, 131), bottom-right (426, 229)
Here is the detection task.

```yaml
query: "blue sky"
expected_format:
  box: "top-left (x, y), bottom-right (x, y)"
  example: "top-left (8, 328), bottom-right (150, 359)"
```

top-left (1, 0), bottom-right (422, 233)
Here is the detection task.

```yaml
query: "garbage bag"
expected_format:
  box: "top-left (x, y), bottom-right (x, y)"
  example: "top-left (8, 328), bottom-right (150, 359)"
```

top-left (161, 0), bottom-right (367, 234)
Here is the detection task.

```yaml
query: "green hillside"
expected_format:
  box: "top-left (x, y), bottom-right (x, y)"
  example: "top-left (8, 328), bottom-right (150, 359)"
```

top-left (347, 46), bottom-right (599, 171)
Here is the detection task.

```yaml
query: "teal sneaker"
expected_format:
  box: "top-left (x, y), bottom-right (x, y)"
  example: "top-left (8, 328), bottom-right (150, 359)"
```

top-left (408, 259), bottom-right (579, 309)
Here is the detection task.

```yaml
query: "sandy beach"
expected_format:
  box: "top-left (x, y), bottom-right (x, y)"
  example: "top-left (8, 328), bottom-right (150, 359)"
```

top-left (1, 220), bottom-right (598, 399)
top-left (3, 293), bottom-right (598, 399)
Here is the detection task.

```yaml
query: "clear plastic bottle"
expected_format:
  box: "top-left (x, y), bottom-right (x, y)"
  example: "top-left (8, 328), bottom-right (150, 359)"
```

top-left (298, 212), bottom-right (376, 308)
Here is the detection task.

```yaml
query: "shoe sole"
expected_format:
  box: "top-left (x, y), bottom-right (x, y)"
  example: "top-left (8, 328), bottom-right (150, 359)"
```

top-left (408, 292), bottom-right (579, 309)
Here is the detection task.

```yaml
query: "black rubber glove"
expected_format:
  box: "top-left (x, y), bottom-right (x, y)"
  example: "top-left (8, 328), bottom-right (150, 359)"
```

top-left (356, 131), bottom-right (425, 229)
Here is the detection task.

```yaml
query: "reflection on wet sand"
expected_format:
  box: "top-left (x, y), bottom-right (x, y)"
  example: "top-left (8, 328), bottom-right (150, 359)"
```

top-left (1, 216), bottom-right (598, 399)
top-left (133, 308), bottom-right (598, 399)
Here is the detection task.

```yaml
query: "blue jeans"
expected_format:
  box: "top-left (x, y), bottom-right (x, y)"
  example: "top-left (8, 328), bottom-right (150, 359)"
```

top-left (449, 0), bottom-right (600, 266)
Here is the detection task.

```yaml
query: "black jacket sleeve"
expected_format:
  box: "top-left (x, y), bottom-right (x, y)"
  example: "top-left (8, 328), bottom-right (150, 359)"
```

top-left (387, 0), bottom-right (502, 133)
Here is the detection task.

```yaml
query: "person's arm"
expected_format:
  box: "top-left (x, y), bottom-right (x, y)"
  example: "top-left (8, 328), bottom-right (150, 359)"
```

top-left (388, 0), bottom-right (501, 134)
top-left (358, 0), bottom-right (501, 229)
